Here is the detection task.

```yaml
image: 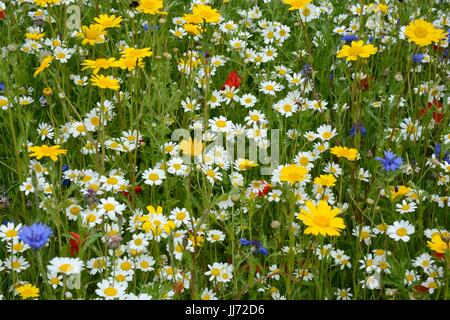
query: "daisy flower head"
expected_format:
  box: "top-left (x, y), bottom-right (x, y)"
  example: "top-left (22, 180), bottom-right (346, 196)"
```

top-left (142, 167), bottom-right (166, 186)
top-left (387, 220), bottom-right (415, 242)
top-left (0, 222), bottom-right (22, 242)
top-left (95, 279), bottom-right (127, 300)
top-left (48, 257), bottom-right (84, 275)
top-left (260, 81), bottom-right (284, 96)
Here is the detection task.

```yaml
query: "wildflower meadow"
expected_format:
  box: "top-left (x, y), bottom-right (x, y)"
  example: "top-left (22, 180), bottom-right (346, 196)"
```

top-left (0, 0), bottom-right (449, 301)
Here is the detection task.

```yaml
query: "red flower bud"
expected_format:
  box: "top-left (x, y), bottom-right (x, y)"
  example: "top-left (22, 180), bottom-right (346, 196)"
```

top-left (69, 232), bottom-right (81, 257)
top-left (134, 185), bottom-right (143, 194)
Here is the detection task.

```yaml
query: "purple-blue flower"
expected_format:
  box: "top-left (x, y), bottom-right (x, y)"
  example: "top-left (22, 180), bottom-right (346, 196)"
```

top-left (376, 151), bottom-right (403, 172)
top-left (62, 164), bottom-right (70, 186)
top-left (19, 223), bottom-right (52, 249)
top-left (342, 34), bottom-right (359, 43)
top-left (413, 53), bottom-right (424, 63)
top-left (240, 238), bottom-right (268, 256)
top-left (350, 122), bottom-right (366, 137)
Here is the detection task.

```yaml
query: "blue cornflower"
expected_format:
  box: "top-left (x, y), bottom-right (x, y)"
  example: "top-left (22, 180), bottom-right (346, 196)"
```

top-left (240, 238), bottom-right (268, 256)
top-left (19, 223), bottom-right (52, 249)
top-left (259, 246), bottom-right (269, 256)
top-left (375, 151), bottom-right (403, 172)
top-left (350, 122), bottom-right (367, 137)
top-left (413, 53), bottom-right (424, 63)
top-left (435, 143), bottom-right (442, 157)
top-left (342, 34), bottom-right (358, 43)
top-left (435, 144), bottom-right (450, 163)
top-left (0, 82), bottom-right (4, 92)
top-left (62, 164), bottom-right (70, 186)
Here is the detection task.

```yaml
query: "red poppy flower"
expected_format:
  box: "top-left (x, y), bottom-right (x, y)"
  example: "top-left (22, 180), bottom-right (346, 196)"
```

top-left (69, 232), bottom-right (81, 257)
top-left (173, 281), bottom-right (185, 294)
top-left (222, 70), bottom-right (241, 89)
top-left (413, 285), bottom-right (428, 293)
top-left (258, 180), bottom-right (272, 197)
top-left (0, 10), bottom-right (6, 20)
top-left (432, 252), bottom-right (445, 261)
top-left (428, 99), bottom-right (443, 110)
top-left (418, 99), bottom-right (444, 123)
top-left (433, 111), bottom-right (443, 124)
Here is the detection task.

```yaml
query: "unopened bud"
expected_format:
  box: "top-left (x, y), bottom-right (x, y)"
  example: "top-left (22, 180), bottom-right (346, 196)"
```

top-left (394, 73), bottom-right (403, 81)
top-left (271, 220), bottom-right (281, 229)
top-left (108, 234), bottom-right (122, 249)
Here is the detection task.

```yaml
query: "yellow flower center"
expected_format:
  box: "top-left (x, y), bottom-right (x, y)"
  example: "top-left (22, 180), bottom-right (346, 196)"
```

top-left (70, 207), bottom-right (80, 216)
top-left (396, 228), bottom-right (407, 237)
top-left (103, 203), bottom-right (115, 211)
top-left (104, 287), bottom-right (118, 297)
top-left (58, 263), bottom-right (74, 273)
top-left (93, 259), bottom-right (106, 268)
top-left (106, 177), bottom-right (118, 185)
top-left (211, 268), bottom-right (220, 277)
top-left (283, 104), bottom-right (292, 112)
top-left (5, 230), bottom-right (17, 238)
top-left (121, 261), bottom-right (132, 270)
top-left (176, 212), bottom-right (186, 220)
top-left (216, 120), bottom-right (226, 128)
top-left (116, 274), bottom-right (126, 282)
